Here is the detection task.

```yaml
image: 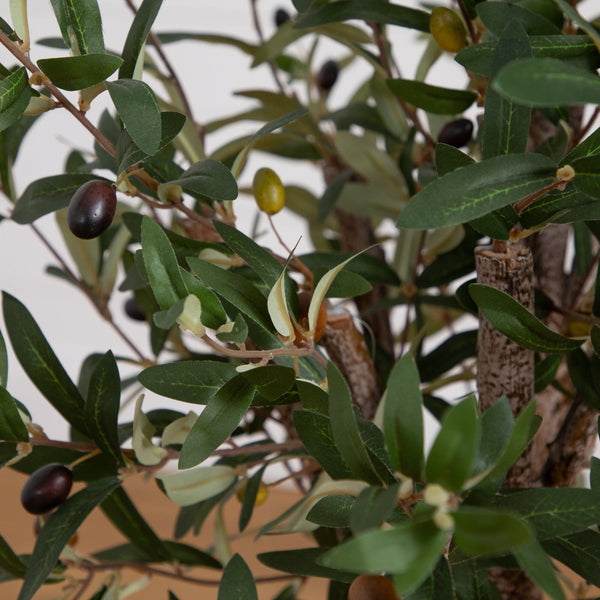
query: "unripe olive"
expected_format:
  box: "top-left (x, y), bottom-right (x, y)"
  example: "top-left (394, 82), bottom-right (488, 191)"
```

top-left (252, 168), bottom-right (285, 215)
top-left (21, 464), bottom-right (73, 515)
top-left (430, 7), bottom-right (467, 53)
top-left (236, 481), bottom-right (268, 506)
top-left (274, 8), bottom-right (290, 27)
top-left (124, 296), bottom-right (146, 322)
top-left (437, 118), bottom-right (473, 148)
top-left (316, 59), bottom-right (339, 92)
top-left (67, 179), bottom-right (116, 239)
top-left (348, 574), bottom-right (399, 600)
top-left (293, 291), bottom-right (327, 347)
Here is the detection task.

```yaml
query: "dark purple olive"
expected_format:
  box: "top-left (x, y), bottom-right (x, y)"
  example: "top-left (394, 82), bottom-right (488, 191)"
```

top-left (317, 59), bottom-right (339, 92)
top-left (274, 8), bottom-right (290, 27)
top-left (437, 118), bottom-right (473, 148)
top-left (67, 179), bottom-right (116, 239)
top-left (124, 296), bottom-right (146, 321)
top-left (21, 463), bottom-right (73, 515)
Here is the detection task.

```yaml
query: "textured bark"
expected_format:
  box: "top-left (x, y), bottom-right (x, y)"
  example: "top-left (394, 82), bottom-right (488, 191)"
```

top-left (320, 311), bottom-right (381, 419)
top-left (487, 569), bottom-right (542, 600)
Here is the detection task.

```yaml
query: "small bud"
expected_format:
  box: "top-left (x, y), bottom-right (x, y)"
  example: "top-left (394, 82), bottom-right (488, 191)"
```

top-left (176, 295), bottom-right (206, 337)
top-left (556, 164), bottom-right (575, 182)
top-left (433, 507), bottom-right (455, 531)
top-left (423, 483), bottom-right (450, 507)
top-left (398, 477), bottom-right (414, 499)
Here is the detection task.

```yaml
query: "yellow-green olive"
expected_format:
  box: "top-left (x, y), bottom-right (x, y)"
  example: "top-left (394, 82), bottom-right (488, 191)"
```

top-left (430, 7), bottom-right (467, 53)
top-left (252, 168), bottom-right (285, 215)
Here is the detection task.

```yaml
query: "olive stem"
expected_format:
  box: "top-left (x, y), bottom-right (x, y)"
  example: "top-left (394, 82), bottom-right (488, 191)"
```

top-left (456, 0), bottom-right (478, 44)
top-left (267, 215), bottom-right (314, 284)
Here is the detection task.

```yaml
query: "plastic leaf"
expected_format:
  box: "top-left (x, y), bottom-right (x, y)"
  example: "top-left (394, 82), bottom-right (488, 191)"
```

top-left (132, 395), bottom-right (168, 466)
top-left (238, 465), bottom-right (267, 532)
top-left (386, 79), bottom-right (477, 115)
top-left (0, 532), bottom-right (26, 577)
top-left (513, 539), bottom-right (565, 600)
top-left (176, 294), bottom-right (206, 337)
top-left (37, 54), bottom-right (122, 90)
top-left (469, 283), bottom-right (585, 352)
top-left (551, 0), bottom-right (600, 54)
top-left (0, 67), bottom-right (31, 132)
top-left (217, 553), bottom-right (258, 600)
top-left (161, 412), bottom-right (197, 447)
top-left (169, 159), bottom-right (238, 202)
top-left (0, 326), bottom-right (8, 389)
top-left (267, 264), bottom-right (295, 339)
top-left (9, 0), bottom-right (29, 50)
top-left (157, 465), bottom-right (237, 507)
top-left (53, 0), bottom-right (105, 55)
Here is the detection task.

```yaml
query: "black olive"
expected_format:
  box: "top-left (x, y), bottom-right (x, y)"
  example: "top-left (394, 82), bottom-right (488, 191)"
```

top-left (124, 296), bottom-right (146, 321)
top-left (67, 180), bottom-right (116, 239)
top-left (317, 59), bottom-right (339, 92)
top-left (437, 118), bottom-right (474, 148)
top-left (21, 464), bottom-right (73, 515)
top-left (274, 8), bottom-right (290, 27)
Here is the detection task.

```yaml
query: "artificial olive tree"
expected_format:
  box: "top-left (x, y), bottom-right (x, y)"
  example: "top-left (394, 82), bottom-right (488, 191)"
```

top-left (1, 1), bottom-right (600, 599)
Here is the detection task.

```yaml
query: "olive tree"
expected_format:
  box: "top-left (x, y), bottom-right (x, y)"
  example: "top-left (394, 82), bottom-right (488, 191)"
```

top-left (1, 1), bottom-right (600, 599)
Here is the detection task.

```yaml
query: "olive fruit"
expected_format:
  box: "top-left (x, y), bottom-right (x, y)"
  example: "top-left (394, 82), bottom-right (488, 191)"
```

top-left (67, 179), bottom-right (116, 239)
top-left (252, 167), bottom-right (285, 215)
top-left (236, 481), bottom-right (269, 506)
top-left (348, 574), bottom-right (399, 600)
top-left (274, 8), bottom-right (290, 27)
top-left (293, 291), bottom-right (327, 347)
top-left (21, 463), bottom-right (73, 515)
top-left (124, 296), bottom-right (146, 321)
top-left (316, 59), bottom-right (339, 92)
top-left (437, 118), bottom-right (473, 148)
top-left (430, 6), bottom-right (467, 53)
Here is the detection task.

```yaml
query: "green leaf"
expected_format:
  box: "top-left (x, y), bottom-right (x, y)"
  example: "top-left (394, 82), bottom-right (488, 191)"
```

top-left (592, 324), bottom-right (600, 356)
top-left (141, 216), bottom-right (188, 309)
top-left (544, 529), bottom-right (600, 588)
top-left (319, 519), bottom-right (448, 576)
top-left (241, 365), bottom-right (296, 406)
top-left (216, 313), bottom-right (248, 344)
top-left (535, 354), bottom-right (561, 392)
top-left (426, 395), bottom-right (480, 493)
top-left (452, 507), bottom-right (532, 556)
top-left (84, 351), bottom-right (124, 465)
top-left (0, 533), bottom-right (26, 578)
top-left (100, 486), bottom-right (171, 561)
top-left (469, 283), bottom-right (585, 352)
top-left (218, 554), bottom-right (257, 600)
top-left (417, 330), bottom-right (478, 383)
top-left (397, 153), bottom-right (556, 229)
top-left (157, 32), bottom-right (256, 55)
top-left (18, 477), bottom-right (120, 600)
top-left (0, 68), bottom-right (31, 132)
top-left (550, 0), bottom-right (600, 55)
top-left (306, 495), bottom-right (355, 528)
top-left (477, 1), bottom-right (561, 36)
top-left (482, 21), bottom-right (532, 159)
top-left (294, 1), bottom-right (431, 33)
top-left (383, 354), bottom-right (423, 480)
top-left (179, 374), bottom-right (256, 468)
top-left (0, 387), bottom-right (28, 442)
top-left (318, 168), bottom-right (352, 222)
top-left (407, 558), bottom-right (453, 600)
top-left (53, 0), bottom-right (105, 54)
top-left (106, 79), bottom-right (161, 155)
top-left (138, 360), bottom-right (237, 405)
top-left (386, 79), bottom-right (477, 115)
top-left (37, 54), bottom-right (122, 90)
top-left (12, 174), bottom-right (106, 224)
top-left (328, 362), bottom-right (382, 485)
top-left (238, 465), bottom-right (267, 532)
top-left (513, 539), bottom-right (565, 600)
top-left (570, 155), bottom-right (600, 200)
top-left (258, 548), bottom-right (356, 583)
top-left (493, 58), bottom-right (600, 107)
top-left (180, 270), bottom-right (227, 330)
top-left (494, 488), bottom-right (600, 540)
top-left (119, 0), bottom-right (164, 79)
top-left (435, 143), bottom-right (475, 176)
top-left (2, 292), bottom-right (88, 435)
top-left (169, 159), bottom-right (238, 202)
top-left (567, 349), bottom-right (600, 410)
top-left (349, 484), bottom-right (399, 534)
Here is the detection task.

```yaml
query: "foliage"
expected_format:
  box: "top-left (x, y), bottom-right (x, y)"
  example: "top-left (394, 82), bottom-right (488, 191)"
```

top-left (0, 1), bottom-right (600, 599)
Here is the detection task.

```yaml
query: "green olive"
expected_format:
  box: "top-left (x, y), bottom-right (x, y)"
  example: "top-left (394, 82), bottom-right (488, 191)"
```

top-left (252, 168), bottom-right (285, 215)
top-left (430, 7), bottom-right (467, 53)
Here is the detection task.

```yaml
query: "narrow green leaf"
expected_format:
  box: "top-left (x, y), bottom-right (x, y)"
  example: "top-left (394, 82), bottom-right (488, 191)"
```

top-left (453, 507), bottom-right (532, 556)
top-left (0, 387), bottom-right (28, 441)
top-left (157, 32), bottom-right (256, 55)
top-left (397, 153), bottom-right (556, 229)
top-left (85, 351), bottom-right (124, 465)
top-left (535, 354), bottom-right (561, 392)
top-left (386, 79), bottom-right (477, 115)
top-left (0, 533), bottom-right (26, 577)
top-left (12, 174), bottom-right (106, 224)
top-left (567, 349), bottom-right (600, 410)
top-left (482, 21), bottom-right (532, 159)
top-left (0, 327), bottom-right (7, 385)
top-left (138, 360), bottom-right (236, 405)
top-left (571, 155), bottom-right (600, 200)
top-left (2, 292), bottom-right (87, 435)
top-left (383, 354), bottom-right (423, 480)
top-left (141, 216), bottom-right (188, 309)
top-left (18, 477), bottom-right (120, 600)
top-left (0, 67), bottom-right (31, 131)
top-left (218, 553), bottom-right (257, 600)
top-left (294, 1), bottom-right (431, 33)
top-left (37, 54), bottom-right (122, 90)
top-left (169, 159), bottom-right (237, 202)
top-left (119, 0), bottom-right (164, 79)
top-left (106, 79), bottom-right (161, 155)
top-left (328, 362), bottom-right (382, 485)
top-left (349, 484), bottom-right (399, 534)
top-left (469, 283), bottom-right (585, 352)
top-left (318, 168), bottom-right (352, 222)
top-left (58, 0), bottom-right (105, 55)
top-left (551, 0), bottom-right (600, 54)
top-left (100, 486), bottom-right (171, 561)
top-left (306, 495), bottom-right (355, 528)
top-left (544, 529), bottom-right (600, 587)
top-left (417, 330), bottom-right (478, 383)
top-left (238, 465), bottom-right (267, 532)
top-left (407, 557), bottom-right (453, 600)
top-left (179, 374), bottom-right (256, 468)
top-left (435, 143), bottom-right (475, 176)
top-left (319, 519), bottom-right (448, 575)
top-left (241, 365), bottom-right (296, 406)
top-left (426, 395), bottom-right (480, 493)
top-left (513, 539), bottom-right (565, 600)
top-left (477, 1), bottom-right (561, 36)
top-left (493, 58), bottom-right (600, 107)
top-left (592, 324), bottom-right (600, 356)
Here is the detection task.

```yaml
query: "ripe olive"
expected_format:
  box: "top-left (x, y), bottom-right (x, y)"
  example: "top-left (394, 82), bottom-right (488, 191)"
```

top-left (348, 574), bottom-right (399, 600)
top-left (124, 296), bottom-right (146, 321)
top-left (293, 291), bottom-right (327, 347)
top-left (252, 167), bottom-right (285, 215)
top-left (437, 118), bottom-right (473, 148)
top-left (67, 179), bottom-right (117, 239)
top-left (317, 59), bottom-right (339, 92)
top-left (21, 463), bottom-right (73, 515)
top-left (274, 8), bottom-right (290, 27)
top-left (430, 7), bottom-right (467, 53)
